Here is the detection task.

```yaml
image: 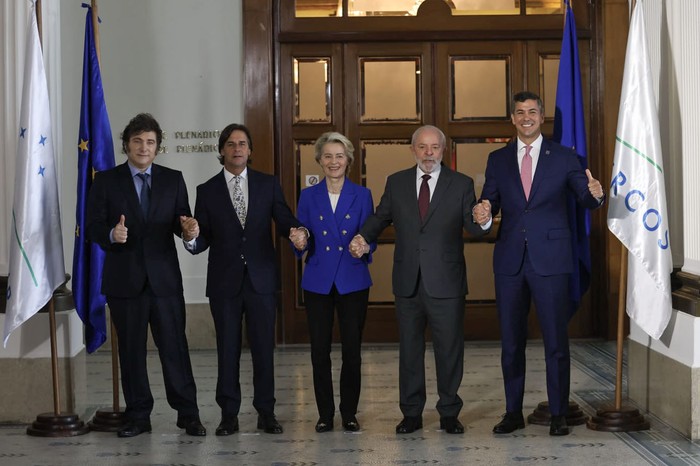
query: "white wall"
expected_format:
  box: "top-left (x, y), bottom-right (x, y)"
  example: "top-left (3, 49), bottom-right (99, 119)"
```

top-left (58, 0), bottom-right (244, 302)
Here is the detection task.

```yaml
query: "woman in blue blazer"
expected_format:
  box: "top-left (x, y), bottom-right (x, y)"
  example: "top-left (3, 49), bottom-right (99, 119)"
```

top-left (293, 132), bottom-right (375, 433)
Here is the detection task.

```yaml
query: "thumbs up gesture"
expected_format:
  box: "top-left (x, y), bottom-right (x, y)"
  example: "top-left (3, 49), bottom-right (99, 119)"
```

top-left (113, 214), bottom-right (128, 243)
top-left (586, 169), bottom-right (604, 199)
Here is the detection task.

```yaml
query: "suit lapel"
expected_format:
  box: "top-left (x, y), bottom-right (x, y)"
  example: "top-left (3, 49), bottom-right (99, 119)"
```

top-left (503, 142), bottom-right (526, 201)
top-left (245, 169), bottom-right (267, 230)
top-left (147, 164), bottom-right (164, 221)
top-left (312, 182), bottom-right (335, 227)
top-left (333, 180), bottom-right (356, 226)
top-left (215, 169), bottom-right (240, 228)
top-left (117, 163), bottom-right (143, 222)
top-left (424, 166), bottom-right (452, 224)
top-left (529, 140), bottom-right (553, 201)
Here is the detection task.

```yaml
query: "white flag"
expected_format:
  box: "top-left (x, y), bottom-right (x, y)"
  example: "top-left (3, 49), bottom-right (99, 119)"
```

top-left (607, 0), bottom-right (672, 340)
top-left (3, 2), bottom-right (66, 347)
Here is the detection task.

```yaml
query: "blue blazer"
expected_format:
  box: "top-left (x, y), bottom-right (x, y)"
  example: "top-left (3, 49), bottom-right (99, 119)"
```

top-left (481, 139), bottom-right (601, 277)
top-left (189, 168), bottom-right (300, 297)
top-left (295, 178), bottom-right (375, 295)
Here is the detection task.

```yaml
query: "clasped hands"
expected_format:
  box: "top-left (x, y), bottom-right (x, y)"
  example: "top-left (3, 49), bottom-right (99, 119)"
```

top-left (472, 200), bottom-right (492, 225)
top-left (349, 235), bottom-right (370, 258)
top-left (289, 227), bottom-right (309, 250)
top-left (179, 215), bottom-right (199, 241)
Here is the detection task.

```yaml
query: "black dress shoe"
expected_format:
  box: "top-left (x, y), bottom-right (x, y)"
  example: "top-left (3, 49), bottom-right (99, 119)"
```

top-left (342, 416), bottom-right (360, 432)
top-left (117, 420), bottom-right (152, 438)
top-left (492, 412), bottom-right (525, 434)
top-left (395, 416), bottom-right (422, 434)
top-left (257, 413), bottom-right (283, 434)
top-left (440, 416), bottom-right (465, 434)
top-left (215, 417), bottom-right (239, 436)
top-left (176, 416), bottom-right (206, 436)
top-left (315, 419), bottom-right (333, 433)
top-left (549, 415), bottom-right (570, 436)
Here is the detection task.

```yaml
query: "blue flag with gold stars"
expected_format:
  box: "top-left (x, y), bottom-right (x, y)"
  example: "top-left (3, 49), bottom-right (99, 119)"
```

top-left (73, 4), bottom-right (115, 353)
top-left (553, 0), bottom-right (590, 318)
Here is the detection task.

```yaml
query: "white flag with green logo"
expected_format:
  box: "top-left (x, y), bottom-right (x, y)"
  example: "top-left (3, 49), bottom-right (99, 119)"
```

top-left (3, 1), bottom-right (66, 347)
top-left (607, 0), bottom-right (672, 340)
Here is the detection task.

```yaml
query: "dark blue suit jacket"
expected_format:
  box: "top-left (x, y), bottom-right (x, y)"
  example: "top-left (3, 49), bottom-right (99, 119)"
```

top-left (86, 162), bottom-right (191, 298)
top-left (481, 139), bottom-right (600, 276)
top-left (189, 168), bottom-right (300, 297)
top-left (295, 178), bottom-right (374, 295)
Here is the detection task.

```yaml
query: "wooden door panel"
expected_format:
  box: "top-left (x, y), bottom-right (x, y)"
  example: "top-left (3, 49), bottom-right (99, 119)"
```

top-left (279, 38), bottom-right (593, 343)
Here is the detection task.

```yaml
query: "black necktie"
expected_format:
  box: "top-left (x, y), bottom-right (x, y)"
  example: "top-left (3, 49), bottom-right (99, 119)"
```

top-left (418, 174), bottom-right (431, 221)
top-left (136, 173), bottom-right (150, 218)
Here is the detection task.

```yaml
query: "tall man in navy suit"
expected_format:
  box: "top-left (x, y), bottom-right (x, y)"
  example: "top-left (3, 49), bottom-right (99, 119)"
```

top-left (350, 125), bottom-right (489, 435)
top-left (185, 123), bottom-right (306, 436)
top-left (473, 91), bottom-right (604, 436)
top-left (86, 113), bottom-right (205, 438)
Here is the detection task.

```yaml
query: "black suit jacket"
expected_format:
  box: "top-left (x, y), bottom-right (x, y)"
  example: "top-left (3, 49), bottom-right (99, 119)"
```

top-left (189, 168), bottom-right (300, 297)
top-left (360, 165), bottom-right (487, 299)
top-left (86, 162), bottom-right (191, 298)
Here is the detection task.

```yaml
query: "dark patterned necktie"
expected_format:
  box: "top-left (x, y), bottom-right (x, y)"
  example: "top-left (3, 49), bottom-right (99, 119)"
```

top-left (232, 175), bottom-right (247, 227)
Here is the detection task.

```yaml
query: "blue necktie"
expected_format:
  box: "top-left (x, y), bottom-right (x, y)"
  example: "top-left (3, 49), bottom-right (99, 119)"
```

top-left (136, 173), bottom-right (150, 218)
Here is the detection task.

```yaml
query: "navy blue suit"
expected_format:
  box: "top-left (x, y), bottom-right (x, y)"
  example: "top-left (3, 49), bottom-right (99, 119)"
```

top-left (188, 168), bottom-right (300, 418)
top-left (86, 162), bottom-right (200, 422)
top-left (480, 139), bottom-right (601, 416)
top-left (295, 178), bottom-right (374, 421)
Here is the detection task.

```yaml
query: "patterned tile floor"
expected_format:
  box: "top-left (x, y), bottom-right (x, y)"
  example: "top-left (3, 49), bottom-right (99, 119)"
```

top-left (2, 341), bottom-right (700, 465)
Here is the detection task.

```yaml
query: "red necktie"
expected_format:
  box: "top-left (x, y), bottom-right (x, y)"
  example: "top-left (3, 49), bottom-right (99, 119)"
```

top-left (418, 174), bottom-right (431, 221)
top-left (521, 145), bottom-right (532, 200)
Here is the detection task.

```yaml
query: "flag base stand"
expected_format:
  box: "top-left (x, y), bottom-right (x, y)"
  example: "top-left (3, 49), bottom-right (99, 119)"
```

top-left (88, 409), bottom-right (126, 432)
top-left (586, 405), bottom-right (650, 432)
top-left (26, 412), bottom-right (90, 437)
top-left (527, 401), bottom-right (588, 426)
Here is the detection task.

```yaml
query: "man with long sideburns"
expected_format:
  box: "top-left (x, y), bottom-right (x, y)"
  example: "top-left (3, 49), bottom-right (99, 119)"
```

top-left (87, 113), bottom-right (205, 438)
top-left (185, 123), bottom-right (307, 435)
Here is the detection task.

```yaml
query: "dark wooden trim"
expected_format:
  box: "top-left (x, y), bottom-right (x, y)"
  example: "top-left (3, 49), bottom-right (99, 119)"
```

top-left (244, 0), bottom-right (633, 342)
top-left (278, 29), bottom-right (591, 44)
top-left (243, 0), bottom-right (275, 175)
top-left (673, 271), bottom-right (700, 317)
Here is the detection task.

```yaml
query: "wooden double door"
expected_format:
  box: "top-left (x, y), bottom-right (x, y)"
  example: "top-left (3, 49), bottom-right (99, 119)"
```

top-left (275, 38), bottom-right (594, 343)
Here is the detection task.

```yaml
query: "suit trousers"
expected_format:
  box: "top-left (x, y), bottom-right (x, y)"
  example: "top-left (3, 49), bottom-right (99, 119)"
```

top-left (209, 270), bottom-right (277, 417)
top-left (495, 248), bottom-right (571, 416)
top-left (394, 274), bottom-right (465, 418)
top-left (108, 285), bottom-right (199, 421)
top-left (304, 286), bottom-right (369, 421)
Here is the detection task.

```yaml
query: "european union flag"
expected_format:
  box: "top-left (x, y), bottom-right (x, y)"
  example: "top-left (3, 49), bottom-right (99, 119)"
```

top-left (73, 4), bottom-right (115, 353)
top-left (553, 0), bottom-right (591, 318)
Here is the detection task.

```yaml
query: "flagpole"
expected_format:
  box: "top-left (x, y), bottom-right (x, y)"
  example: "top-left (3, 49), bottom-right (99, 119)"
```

top-left (24, 0), bottom-right (88, 436)
top-left (588, 0), bottom-right (655, 432)
top-left (83, 0), bottom-right (126, 432)
top-left (615, 249), bottom-right (627, 409)
top-left (528, 0), bottom-right (589, 429)
top-left (91, 1), bottom-right (100, 64)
